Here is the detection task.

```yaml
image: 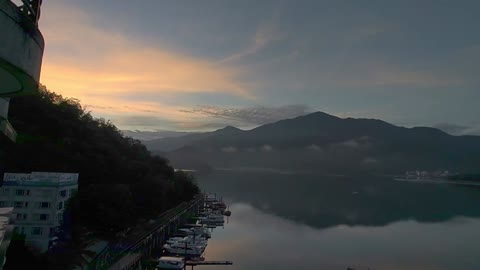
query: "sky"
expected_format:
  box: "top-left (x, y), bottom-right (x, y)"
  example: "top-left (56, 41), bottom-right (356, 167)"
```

top-left (37, 0), bottom-right (480, 134)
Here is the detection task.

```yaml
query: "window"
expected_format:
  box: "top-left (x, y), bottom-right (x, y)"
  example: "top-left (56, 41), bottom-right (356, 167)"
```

top-left (49, 227), bottom-right (57, 237)
top-left (15, 189), bottom-right (30, 196)
top-left (34, 214), bottom-right (50, 221)
top-left (59, 190), bottom-right (67, 197)
top-left (57, 213), bottom-right (63, 222)
top-left (14, 227), bottom-right (25, 234)
top-left (15, 213), bottom-right (27, 220)
top-left (0, 201), bottom-right (8, 207)
top-left (38, 202), bottom-right (51, 208)
top-left (31, 227), bottom-right (43, 236)
top-left (14, 226), bottom-right (26, 234)
top-left (14, 201), bottom-right (25, 208)
top-left (57, 201), bottom-right (63, 210)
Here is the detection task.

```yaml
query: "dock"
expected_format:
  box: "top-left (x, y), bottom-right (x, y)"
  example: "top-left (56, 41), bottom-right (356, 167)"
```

top-left (186, 260), bottom-right (233, 266)
top-left (86, 196), bottom-right (204, 270)
top-left (86, 193), bottom-right (233, 270)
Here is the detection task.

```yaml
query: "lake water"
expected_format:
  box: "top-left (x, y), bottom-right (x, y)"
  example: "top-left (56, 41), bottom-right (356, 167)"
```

top-left (196, 170), bottom-right (480, 270)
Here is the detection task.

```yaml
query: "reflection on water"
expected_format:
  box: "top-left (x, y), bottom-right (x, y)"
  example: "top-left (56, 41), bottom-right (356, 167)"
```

top-left (197, 171), bottom-right (480, 270)
top-left (201, 203), bottom-right (480, 270)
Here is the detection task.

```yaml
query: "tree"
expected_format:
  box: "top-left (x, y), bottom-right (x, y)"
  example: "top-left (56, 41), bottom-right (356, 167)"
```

top-left (0, 86), bottom-right (200, 268)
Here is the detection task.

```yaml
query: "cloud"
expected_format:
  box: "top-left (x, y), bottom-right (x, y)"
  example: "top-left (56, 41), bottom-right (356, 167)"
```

top-left (38, 2), bottom-right (253, 123)
top-left (362, 157), bottom-right (379, 165)
top-left (341, 140), bottom-right (361, 148)
top-left (219, 18), bottom-right (286, 63)
top-left (182, 104), bottom-right (311, 125)
top-left (432, 123), bottom-right (480, 136)
top-left (261, 145), bottom-right (273, 152)
top-left (221, 146), bottom-right (237, 153)
top-left (332, 137), bottom-right (372, 150)
top-left (113, 116), bottom-right (172, 128)
top-left (121, 130), bottom-right (191, 141)
top-left (306, 144), bottom-right (322, 151)
top-left (173, 121), bottom-right (236, 131)
top-left (317, 59), bottom-right (464, 89)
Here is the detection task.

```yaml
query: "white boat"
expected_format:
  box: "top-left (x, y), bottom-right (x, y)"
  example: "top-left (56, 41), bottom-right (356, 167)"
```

top-left (209, 201), bottom-right (227, 209)
top-left (167, 236), bottom-right (207, 247)
top-left (163, 243), bottom-right (204, 257)
top-left (157, 256), bottom-right (185, 270)
top-left (198, 215), bottom-right (224, 222)
top-left (205, 194), bottom-right (217, 202)
top-left (198, 215), bottom-right (224, 225)
top-left (178, 228), bottom-right (211, 238)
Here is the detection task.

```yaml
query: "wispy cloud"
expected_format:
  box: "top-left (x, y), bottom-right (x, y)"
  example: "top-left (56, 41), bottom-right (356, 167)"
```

top-left (39, 2), bottom-right (253, 109)
top-left (181, 104), bottom-right (311, 125)
top-left (219, 17), bottom-right (286, 63)
top-left (432, 123), bottom-right (480, 136)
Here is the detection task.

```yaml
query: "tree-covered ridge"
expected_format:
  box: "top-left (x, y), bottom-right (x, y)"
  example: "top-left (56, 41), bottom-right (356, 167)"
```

top-left (0, 85), bottom-right (199, 233)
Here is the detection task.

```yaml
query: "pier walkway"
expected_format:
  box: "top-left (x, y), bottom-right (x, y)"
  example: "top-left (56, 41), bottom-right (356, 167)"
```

top-left (186, 260), bottom-right (233, 266)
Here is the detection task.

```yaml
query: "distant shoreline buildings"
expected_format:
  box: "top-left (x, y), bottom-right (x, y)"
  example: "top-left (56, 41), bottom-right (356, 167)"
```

top-left (0, 172), bottom-right (78, 252)
top-left (404, 170), bottom-right (452, 180)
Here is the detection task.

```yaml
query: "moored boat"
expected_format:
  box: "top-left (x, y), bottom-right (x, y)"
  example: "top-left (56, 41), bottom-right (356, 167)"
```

top-left (162, 243), bottom-right (204, 257)
top-left (156, 256), bottom-right (185, 270)
top-left (167, 236), bottom-right (207, 248)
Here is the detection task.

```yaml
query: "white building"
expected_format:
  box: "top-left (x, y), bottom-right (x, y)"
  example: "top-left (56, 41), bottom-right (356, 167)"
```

top-left (0, 172), bottom-right (78, 252)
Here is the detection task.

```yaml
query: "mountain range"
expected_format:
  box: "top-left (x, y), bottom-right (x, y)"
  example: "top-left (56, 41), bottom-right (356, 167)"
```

top-left (121, 130), bottom-right (194, 141)
top-left (142, 112), bottom-right (480, 173)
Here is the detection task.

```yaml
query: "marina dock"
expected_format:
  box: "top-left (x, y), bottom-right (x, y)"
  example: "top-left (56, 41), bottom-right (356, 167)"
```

top-left (186, 260), bottom-right (233, 266)
top-left (87, 193), bottom-right (232, 270)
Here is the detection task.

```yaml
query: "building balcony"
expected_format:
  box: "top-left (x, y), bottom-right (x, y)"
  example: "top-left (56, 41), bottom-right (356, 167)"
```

top-left (0, 0), bottom-right (44, 141)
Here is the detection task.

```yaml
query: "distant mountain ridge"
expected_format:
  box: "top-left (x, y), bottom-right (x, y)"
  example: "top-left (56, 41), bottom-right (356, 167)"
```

top-left (145, 111), bottom-right (480, 173)
top-left (122, 130), bottom-right (195, 141)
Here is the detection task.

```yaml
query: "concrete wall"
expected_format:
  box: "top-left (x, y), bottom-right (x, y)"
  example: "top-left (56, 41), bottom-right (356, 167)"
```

top-left (0, 0), bottom-right (44, 84)
top-left (0, 98), bottom-right (8, 119)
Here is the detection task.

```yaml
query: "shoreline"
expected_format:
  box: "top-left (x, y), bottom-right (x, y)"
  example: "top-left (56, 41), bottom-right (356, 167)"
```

top-left (394, 178), bottom-right (480, 187)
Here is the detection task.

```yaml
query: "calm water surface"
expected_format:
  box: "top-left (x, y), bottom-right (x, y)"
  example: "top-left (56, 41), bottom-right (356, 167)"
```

top-left (196, 170), bottom-right (480, 270)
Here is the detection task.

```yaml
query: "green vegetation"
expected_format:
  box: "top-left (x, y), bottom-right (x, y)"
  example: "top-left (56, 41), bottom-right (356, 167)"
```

top-left (0, 86), bottom-right (199, 268)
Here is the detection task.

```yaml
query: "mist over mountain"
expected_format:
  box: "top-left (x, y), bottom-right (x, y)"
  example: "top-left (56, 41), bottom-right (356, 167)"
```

top-left (121, 130), bottom-right (195, 141)
top-left (432, 123), bottom-right (480, 136)
top-left (145, 112), bottom-right (480, 173)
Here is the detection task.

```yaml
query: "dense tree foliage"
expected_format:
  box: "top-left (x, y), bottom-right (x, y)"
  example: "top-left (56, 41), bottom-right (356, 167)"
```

top-left (4, 234), bottom-right (48, 270)
top-left (0, 86), bottom-right (199, 235)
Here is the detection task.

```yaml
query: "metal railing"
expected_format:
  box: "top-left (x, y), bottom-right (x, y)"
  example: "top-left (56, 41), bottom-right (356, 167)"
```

top-left (87, 196), bottom-right (203, 270)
